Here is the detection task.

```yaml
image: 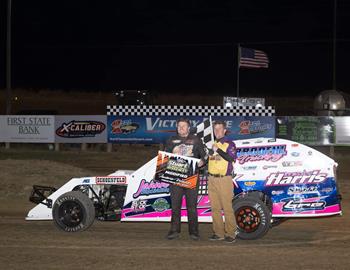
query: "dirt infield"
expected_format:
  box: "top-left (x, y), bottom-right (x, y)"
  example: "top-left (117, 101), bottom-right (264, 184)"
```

top-left (0, 146), bottom-right (349, 270)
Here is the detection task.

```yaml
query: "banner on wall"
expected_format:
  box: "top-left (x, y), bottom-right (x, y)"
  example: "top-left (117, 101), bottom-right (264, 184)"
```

top-left (0, 115), bottom-right (55, 143)
top-left (107, 115), bottom-right (275, 144)
top-left (335, 117), bottom-right (350, 144)
top-left (276, 116), bottom-right (335, 145)
top-left (55, 115), bottom-right (107, 143)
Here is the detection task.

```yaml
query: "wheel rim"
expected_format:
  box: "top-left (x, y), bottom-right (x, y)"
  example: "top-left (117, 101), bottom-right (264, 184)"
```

top-left (235, 206), bottom-right (261, 233)
top-left (58, 201), bottom-right (84, 228)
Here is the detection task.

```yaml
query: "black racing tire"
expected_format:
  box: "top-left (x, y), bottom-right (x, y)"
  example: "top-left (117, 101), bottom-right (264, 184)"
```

top-left (233, 196), bottom-right (272, 240)
top-left (52, 191), bottom-right (95, 232)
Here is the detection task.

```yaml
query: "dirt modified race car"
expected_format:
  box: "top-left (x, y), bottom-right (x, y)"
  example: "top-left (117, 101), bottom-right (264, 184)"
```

top-left (26, 138), bottom-right (342, 240)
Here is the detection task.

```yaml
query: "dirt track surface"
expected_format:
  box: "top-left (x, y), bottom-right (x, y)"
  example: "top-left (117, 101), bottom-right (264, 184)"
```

top-left (0, 147), bottom-right (350, 270)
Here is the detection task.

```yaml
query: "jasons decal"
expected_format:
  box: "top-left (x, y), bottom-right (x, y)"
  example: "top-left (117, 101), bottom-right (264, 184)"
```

top-left (282, 199), bottom-right (326, 212)
top-left (133, 179), bottom-right (170, 199)
top-left (96, 176), bottom-right (126, 185)
top-left (236, 145), bottom-right (287, 164)
top-left (265, 170), bottom-right (327, 186)
top-left (56, 121), bottom-right (105, 138)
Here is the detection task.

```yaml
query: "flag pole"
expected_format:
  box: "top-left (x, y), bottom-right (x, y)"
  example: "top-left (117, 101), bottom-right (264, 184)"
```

top-left (209, 115), bottom-right (214, 146)
top-left (236, 43), bottom-right (240, 98)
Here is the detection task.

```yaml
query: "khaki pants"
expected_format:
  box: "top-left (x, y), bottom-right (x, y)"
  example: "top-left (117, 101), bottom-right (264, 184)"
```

top-left (208, 176), bottom-right (237, 238)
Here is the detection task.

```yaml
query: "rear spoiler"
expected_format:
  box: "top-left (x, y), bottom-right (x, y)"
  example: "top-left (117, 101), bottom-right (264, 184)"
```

top-left (29, 185), bottom-right (57, 208)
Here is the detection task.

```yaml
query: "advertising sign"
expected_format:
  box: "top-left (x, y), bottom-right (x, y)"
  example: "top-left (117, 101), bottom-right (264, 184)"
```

top-left (155, 151), bottom-right (200, 189)
top-left (335, 117), bottom-right (350, 145)
top-left (0, 115), bottom-right (55, 143)
top-left (276, 116), bottom-right (335, 145)
top-left (216, 116), bottom-right (275, 140)
top-left (55, 115), bottom-right (107, 143)
top-left (107, 115), bottom-right (275, 144)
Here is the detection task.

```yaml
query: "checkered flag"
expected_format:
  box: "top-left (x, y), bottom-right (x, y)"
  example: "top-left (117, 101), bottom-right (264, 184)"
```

top-left (195, 116), bottom-right (214, 149)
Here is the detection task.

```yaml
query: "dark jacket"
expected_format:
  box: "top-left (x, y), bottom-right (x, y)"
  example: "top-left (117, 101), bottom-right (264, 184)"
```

top-left (164, 134), bottom-right (206, 164)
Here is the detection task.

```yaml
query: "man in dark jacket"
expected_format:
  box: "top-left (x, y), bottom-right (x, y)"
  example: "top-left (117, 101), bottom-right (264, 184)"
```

top-left (164, 118), bottom-right (206, 240)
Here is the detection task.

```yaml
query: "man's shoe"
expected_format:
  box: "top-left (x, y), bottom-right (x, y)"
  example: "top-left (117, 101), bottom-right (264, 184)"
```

top-left (166, 231), bottom-right (179, 240)
top-left (209, 234), bottom-right (224, 241)
top-left (224, 236), bottom-right (236, 243)
top-left (189, 234), bottom-right (200, 241)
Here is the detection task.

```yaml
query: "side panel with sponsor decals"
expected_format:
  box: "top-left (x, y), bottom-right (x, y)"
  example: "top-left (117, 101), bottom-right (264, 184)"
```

top-left (233, 138), bottom-right (342, 217)
top-left (121, 152), bottom-right (212, 222)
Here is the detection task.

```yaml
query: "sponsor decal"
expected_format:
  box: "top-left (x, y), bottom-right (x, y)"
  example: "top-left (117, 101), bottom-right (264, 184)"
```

top-left (239, 120), bottom-right (272, 135)
top-left (131, 199), bottom-right (148, 212)
top-left (236, 145), bottom-right (287, 165)
top-left (282, 199), bottom-right (326, 212)
top-left (56, 121), bottom-right (105, 138)
top-left (271, 190), bottom-right (284, 195)
top-left (265, 170), bottom-right (327, 186)
top-left (321, 187), bottom-right (333, 193)
top-left (111, 119), bottom-right (139, 134)
top-left (242, 165), bottom-right (257, 171)
top-left (133, 179), bottom-right (170, 199)
top-left (291, 152), bottom-right (300, 157)
top-left (82, 179), bottom-right (90, 184)
top-left (152, 198), bottom-right (170, 212)
top-left (244, 181), bottom-right (256, 187)
top-left (263, 165), bottom-right (278, 170)
top-left (96, 176), bottom-right (126, 185)
top-left (287, 186), bottom-right (318, 195)
top-left (282, 161), bottom-right (303, 167)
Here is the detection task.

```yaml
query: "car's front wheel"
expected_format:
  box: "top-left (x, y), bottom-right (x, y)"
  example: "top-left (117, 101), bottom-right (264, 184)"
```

top-left (233, 196), bottom-right (271, 240)
top-left (52, 191), bottom-right (95, 232)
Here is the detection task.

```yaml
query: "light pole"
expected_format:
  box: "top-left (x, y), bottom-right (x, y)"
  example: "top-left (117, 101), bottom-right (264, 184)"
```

top-left (6, 0), bottom-right (12, 115)
top-left (332, 0), bottom-right (337, 90)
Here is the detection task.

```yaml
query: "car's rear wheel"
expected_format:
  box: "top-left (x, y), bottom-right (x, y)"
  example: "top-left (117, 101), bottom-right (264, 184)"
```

top-left (233, 196), bottom-right (271, 240)
top-left (52, 191), bottom-right (95, 232)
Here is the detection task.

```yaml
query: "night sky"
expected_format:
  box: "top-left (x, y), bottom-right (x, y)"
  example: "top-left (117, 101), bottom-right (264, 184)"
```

top-left (1, 0), bottom-right (350, 97)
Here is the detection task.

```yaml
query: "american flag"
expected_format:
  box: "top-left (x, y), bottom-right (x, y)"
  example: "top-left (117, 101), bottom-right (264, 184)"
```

top-left (239, 47), bottom-right (269, 68)
top-left (194, 117), bottom-right (214, 149)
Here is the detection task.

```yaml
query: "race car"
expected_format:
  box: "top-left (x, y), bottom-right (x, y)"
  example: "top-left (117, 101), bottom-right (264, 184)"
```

top-left (26, 138), bottom-right (342, 240)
